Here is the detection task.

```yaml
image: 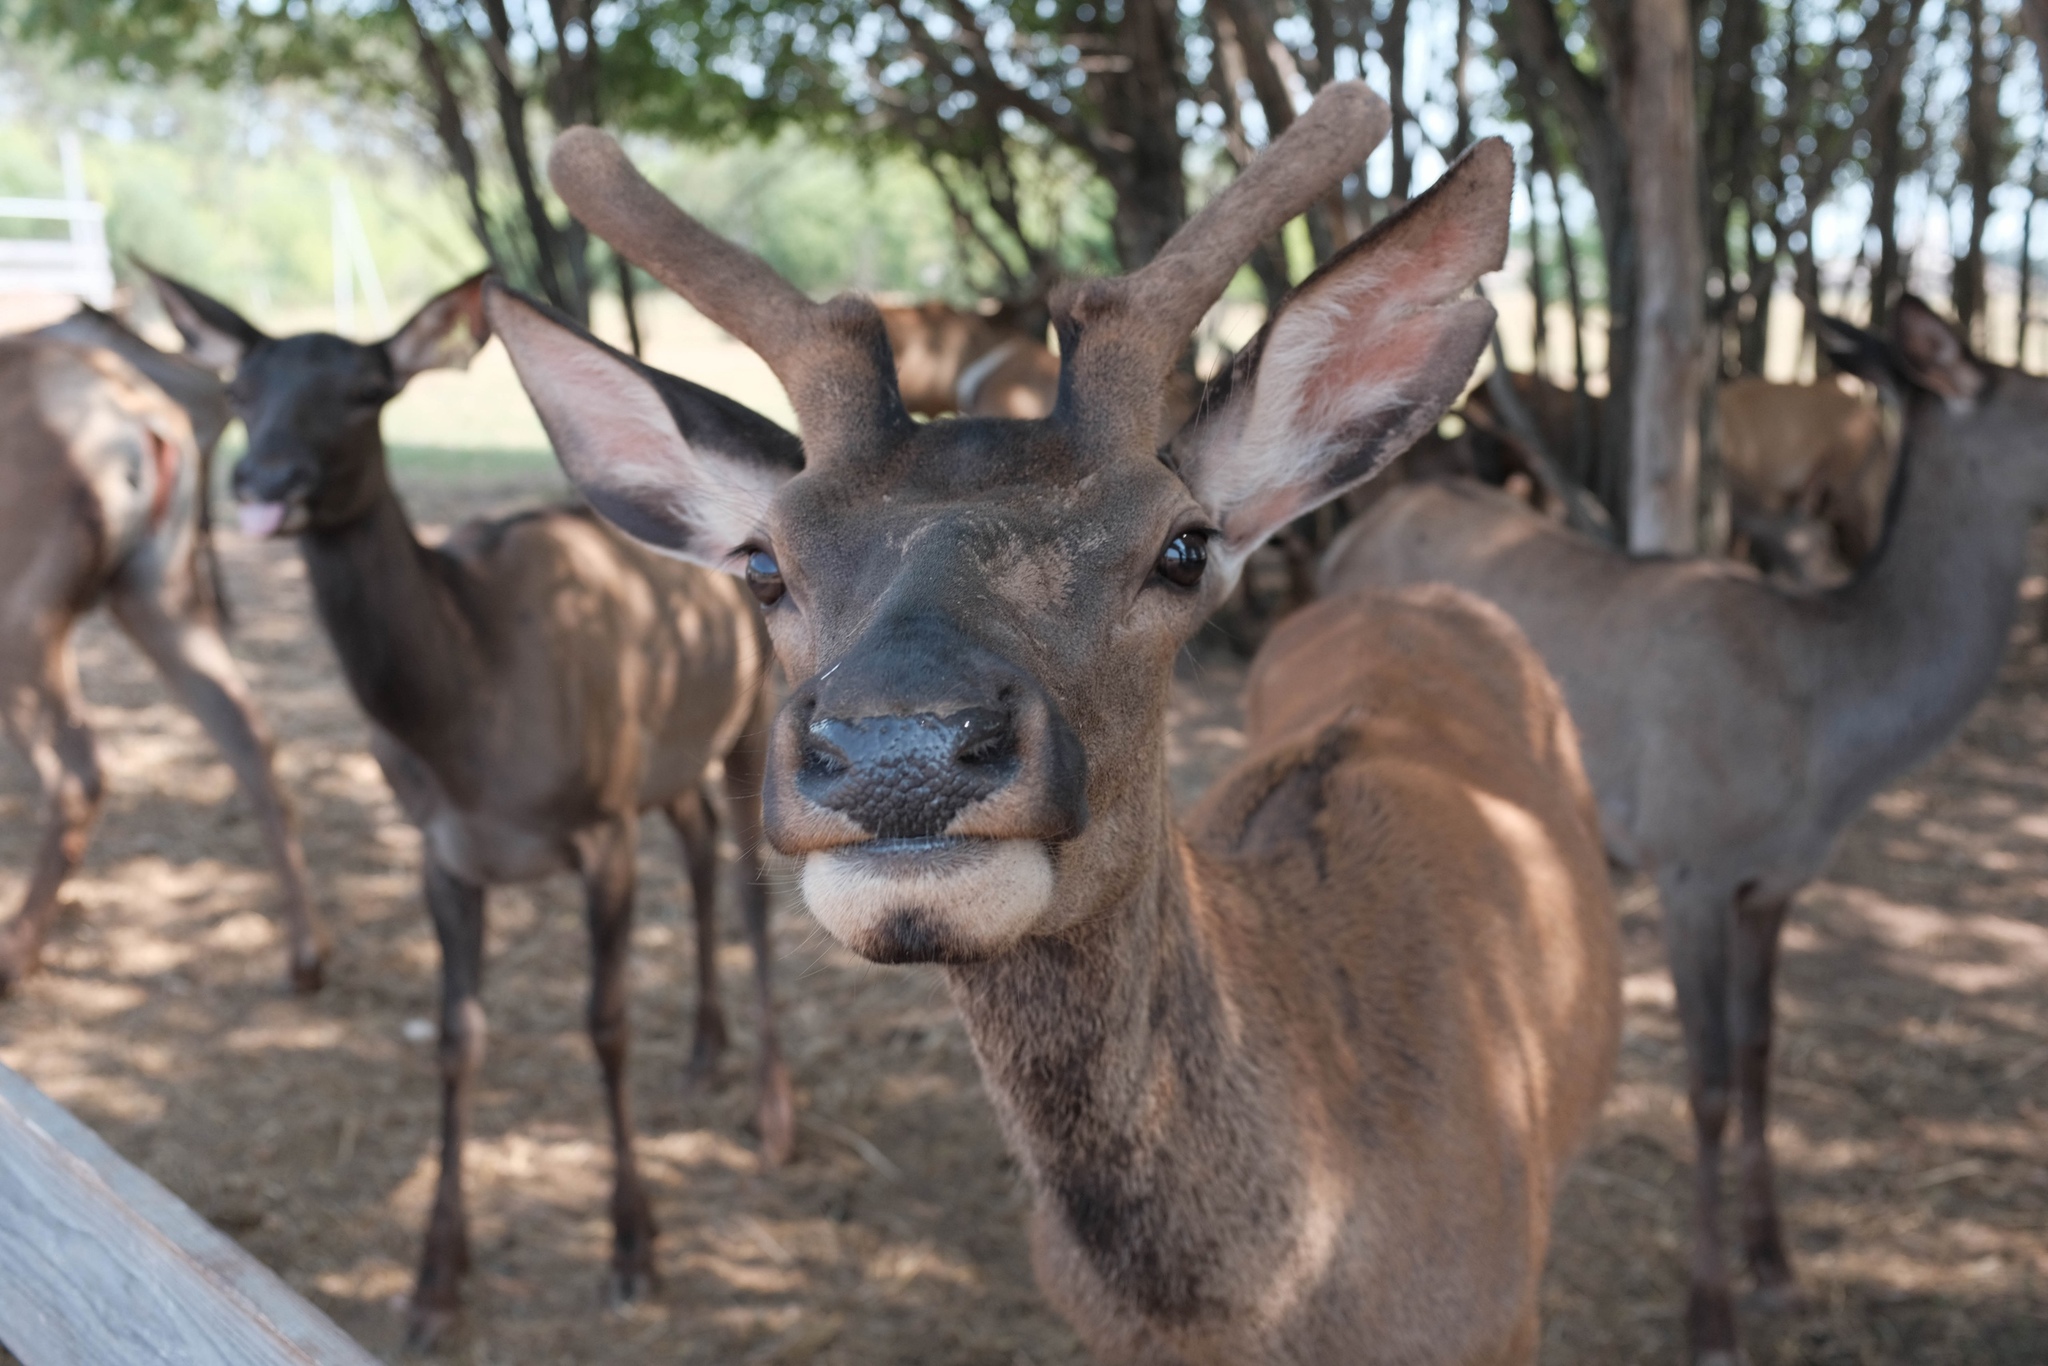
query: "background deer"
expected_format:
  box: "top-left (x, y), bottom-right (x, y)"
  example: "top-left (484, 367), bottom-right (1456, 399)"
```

top-left (0, 310), bottom-right (325, 994)
top-left (143, 270), bottom-right (796, 1347)
top-left (878, 298), bottom-right (1061, 418)
top-left (1467, 369), bottom-right (1894, 582)
top-left (1322, 298), bottom-right (2044, 1366)
top-left (489, 85), bottom-right (1620, 1363)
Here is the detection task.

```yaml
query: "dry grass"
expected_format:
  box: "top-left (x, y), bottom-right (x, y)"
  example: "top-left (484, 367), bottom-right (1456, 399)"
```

top-left (1, 464), bottom-right (2043, 1363)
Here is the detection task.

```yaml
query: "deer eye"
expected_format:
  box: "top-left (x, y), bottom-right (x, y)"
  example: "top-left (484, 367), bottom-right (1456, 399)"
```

top-left (744, 549), bottom-right (785, 606)
top-left (1155, 530), bottom-right (1209, 589)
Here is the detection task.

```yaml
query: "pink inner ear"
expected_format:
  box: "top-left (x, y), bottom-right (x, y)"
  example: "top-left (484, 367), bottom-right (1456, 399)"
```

top-left (1298, 305), bottom-right (1448, 418)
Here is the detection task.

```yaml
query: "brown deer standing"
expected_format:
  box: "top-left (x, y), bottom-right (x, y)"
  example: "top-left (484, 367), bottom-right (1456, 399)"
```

top-left (489, 85), bottom-right (1621, 1363)
top-left (142, 270), bottom-right (796, 1347)
top-left (0, 310), bottom-right (326, 994)
top-left (1322, 299), bottom-right (2043, 1365)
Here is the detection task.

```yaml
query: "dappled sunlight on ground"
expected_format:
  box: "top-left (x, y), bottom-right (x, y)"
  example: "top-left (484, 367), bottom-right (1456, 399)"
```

top-left (0, 464), bottom-right (2042, 1362)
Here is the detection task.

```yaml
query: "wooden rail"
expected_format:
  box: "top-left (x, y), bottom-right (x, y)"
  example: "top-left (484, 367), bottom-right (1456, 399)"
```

top-left (0, 1063), bottom-right (381, 1366)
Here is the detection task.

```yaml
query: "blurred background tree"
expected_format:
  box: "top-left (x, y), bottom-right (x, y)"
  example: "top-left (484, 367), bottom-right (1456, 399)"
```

top-left (1, 0), bottom-right (2041, 544)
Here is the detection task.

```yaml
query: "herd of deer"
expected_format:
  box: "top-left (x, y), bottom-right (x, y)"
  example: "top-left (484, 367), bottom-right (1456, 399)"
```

top-left (2, 83), bottom-right (2037, 1365)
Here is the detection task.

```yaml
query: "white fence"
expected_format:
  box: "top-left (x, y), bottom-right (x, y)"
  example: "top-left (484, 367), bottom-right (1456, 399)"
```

top-left (0, 134), bottom-right (115, 309)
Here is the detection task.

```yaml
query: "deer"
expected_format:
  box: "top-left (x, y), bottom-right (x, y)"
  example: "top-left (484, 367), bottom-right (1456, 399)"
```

top-left (1466, 369), bottom-right (1894, 581)
top-left (486, 82), bottom-right (1622, 1363)
top-left (140, 269), bottom-right (796, 1348)
top-left (878, 298), bottom-right (1062, 418)
top-left (0, 308), bottom-right (326, 995)
top-left (1320, 297), bottom-right (2045, 1366)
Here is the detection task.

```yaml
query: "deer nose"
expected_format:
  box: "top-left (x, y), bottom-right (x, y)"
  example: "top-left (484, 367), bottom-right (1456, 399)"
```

top-left (797, 708), bottom-right (1019, 840)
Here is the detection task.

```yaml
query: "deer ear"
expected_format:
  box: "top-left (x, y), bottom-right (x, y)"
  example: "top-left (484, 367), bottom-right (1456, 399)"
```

top-left (386, 273), bottom-right (491, 386)
top-left (1814, 311), bottom-right (1890, 386)
top-left (485, 282), bottom-right (804, 570)
top-left (1171, 138), bottom-right (1510, 581)
top-left (1893, 296), bottom-right (1985, 405)
top-left (144, 268), bottom-right (267, 374)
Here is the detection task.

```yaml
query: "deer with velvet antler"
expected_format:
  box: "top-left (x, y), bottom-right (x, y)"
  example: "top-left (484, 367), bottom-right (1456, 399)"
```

top-left (490, 85), bottom-right (1619, 1364)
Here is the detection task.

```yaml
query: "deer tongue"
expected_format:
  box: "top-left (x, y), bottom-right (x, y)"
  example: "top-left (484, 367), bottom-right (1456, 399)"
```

top-left (238, 502), bottom-right (289, 539)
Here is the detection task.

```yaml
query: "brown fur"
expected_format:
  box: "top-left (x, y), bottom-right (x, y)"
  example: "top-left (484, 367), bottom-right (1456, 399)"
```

top-left (0, 333), bottom-right (324, 993)
top-left (957, 586), bottom-right (1618, 1364)
top-left (1322, 299), bottom-right (2048, 1365)
top-left (146, 272), bottom-right (794, 1349)
top-left (500, 86), bottom-right (1621, 1361)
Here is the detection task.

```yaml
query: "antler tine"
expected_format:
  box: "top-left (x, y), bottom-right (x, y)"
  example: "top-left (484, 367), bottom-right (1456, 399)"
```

top-left (1054, 83), bottom-right (1390, 453)
top-left (549, 126), bottom-right (908, 455)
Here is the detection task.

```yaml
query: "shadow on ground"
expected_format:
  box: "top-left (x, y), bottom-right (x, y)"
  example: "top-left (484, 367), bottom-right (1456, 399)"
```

top-left (1, 463), bottom-right (2042, 1364)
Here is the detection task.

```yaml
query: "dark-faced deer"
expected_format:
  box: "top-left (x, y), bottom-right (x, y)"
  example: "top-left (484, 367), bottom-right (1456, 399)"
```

top-left (1323, 299), bottom-right (2043, 1365)
top-left (489, 85), bottom-right (1621, 1363)
top-left (142, 271), bottom-right (795, 1347)
top-left (1, 310), bottom-right (325, 994)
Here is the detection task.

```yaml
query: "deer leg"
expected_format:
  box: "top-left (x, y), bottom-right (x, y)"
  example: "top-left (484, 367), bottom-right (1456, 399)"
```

top-left (106, 580), bottom-right (327, 992)
top-left (725, 731), bottom-right (795, 1168)
top-left (408, 861), bottom-right (486, 1351)
top-left (665, 788), bottom-right (729, 1088)
top-left (573, 818), bottom-right (658, 1303)
top-left (1732, 888), bottom-right (1796, 1302)
top-left (0, 634), bottom-right (103, 996)
top-left (1660, 876), bottom-right (1740, 1366)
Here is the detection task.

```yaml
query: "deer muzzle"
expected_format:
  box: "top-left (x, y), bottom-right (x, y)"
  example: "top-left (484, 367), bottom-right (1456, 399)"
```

top-left (766, 659), bottom-right (1087, 963)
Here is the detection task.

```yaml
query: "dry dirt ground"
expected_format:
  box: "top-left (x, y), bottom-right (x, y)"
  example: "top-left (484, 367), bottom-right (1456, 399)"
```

top-left (2, 465), bottom-right (2044, 1366)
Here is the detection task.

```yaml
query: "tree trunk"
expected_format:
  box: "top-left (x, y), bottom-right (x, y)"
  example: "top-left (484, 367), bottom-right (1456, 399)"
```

top-left (403, 3), bottom-right (499, 272)
top-left (1867, 58), bottom-right (1908, 329)
top-left (1385, 0), bottom-right (1412, 201)
top-left (1498, 0), bottom-right (1634, 529)
top-left (1100, 0), bottom-right (1190, 267)
top-left (2020, 182), bottom-right (2038, 369)
top-left (1957, 0), bottom-right (1993, 340)
top-left (1623, 0), bottom-right (1705, 554)
top-left (1454, 0), bottom-right (1473, 153)
top-left (1524, 161), bottom-right (1553, 375)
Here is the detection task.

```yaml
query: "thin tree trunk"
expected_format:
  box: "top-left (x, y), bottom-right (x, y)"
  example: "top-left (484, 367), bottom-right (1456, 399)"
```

top-left (403, 3), bottom-right (499, 271)
top-left (478, 0), bottom-right (579, 319)
top-left (1101, 0), bottom-right (1190, 267)
top-left (1385, 0), bottom-right (1411, 201)
top-left (1868, 71), bottom-right (1908, 328)
top-left (2020, 188), bottom-right (2038, 369)
top-left (1524, 161), bottom-right (1553, 376)
top-left (1624, 0), bottom-right (1705, 554)
top-left (1958, 0), bottom-right (1994, 341)
top-left (1454, 0), bottom-right (1473, 152)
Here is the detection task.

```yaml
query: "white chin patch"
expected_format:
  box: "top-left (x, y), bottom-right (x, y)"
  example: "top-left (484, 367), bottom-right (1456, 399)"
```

top-left (800, 839), bottom-right (1055, 963)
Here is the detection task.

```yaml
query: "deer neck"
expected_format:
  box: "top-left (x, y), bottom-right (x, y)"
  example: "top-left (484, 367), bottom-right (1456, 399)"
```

top-left (296, 431), bottom-right (486, 761)
top-left (1813, 402), bottom-right (2025, 813)
top-left (944, 759), bottom-right (1292, 1317)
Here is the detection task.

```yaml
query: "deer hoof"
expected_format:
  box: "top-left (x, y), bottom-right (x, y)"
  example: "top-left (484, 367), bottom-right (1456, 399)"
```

top-left (0, 928), bottom-right (39, 998)
top-left (403, 1300), bottom-right (458, 1354)
top-left (1686, 1282), bottom-right (1739, 1366)
top-left (288, 948), bottom-right (327, 995)
top-left (607, 1266), bottom-right (655, 1310)
top-left (1744, 1277), bottom-right (1805, 1316)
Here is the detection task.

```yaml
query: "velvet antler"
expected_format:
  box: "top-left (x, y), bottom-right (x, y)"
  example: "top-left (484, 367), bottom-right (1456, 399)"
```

top-left (548, 127), bottom-right (912, 458)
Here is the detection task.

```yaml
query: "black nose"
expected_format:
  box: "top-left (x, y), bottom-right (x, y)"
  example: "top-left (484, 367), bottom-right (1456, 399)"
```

top-left (797, 707), bottom-right (1019, 839)
top-left (231, 456), bottom-right (303, 503)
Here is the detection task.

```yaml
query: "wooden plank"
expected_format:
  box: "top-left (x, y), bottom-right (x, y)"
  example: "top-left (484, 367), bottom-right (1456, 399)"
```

top-left (0, 1064), bottom-right (381, 1366)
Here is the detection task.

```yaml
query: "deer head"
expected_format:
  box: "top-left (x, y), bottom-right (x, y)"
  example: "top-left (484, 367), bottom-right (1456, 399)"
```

top-left (144, 270), bottom-right (491, 537)
top-left (1818, 295), bottom-right (2048, 510)
top-left (489, 85), bottom-right (1509, 965)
